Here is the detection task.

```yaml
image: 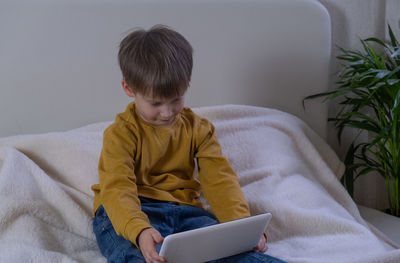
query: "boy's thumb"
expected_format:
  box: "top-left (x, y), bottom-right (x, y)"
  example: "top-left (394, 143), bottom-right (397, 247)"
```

top-left (152, 232), bottom-right (164, 243)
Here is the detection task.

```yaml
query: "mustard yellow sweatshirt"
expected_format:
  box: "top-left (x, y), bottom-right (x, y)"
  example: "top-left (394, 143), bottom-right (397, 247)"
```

top-left (91, 102), bottom-right (250, 247)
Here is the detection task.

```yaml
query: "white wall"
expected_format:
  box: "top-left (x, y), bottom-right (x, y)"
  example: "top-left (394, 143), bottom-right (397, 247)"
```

top-left (318, 0), bottom-right (399, 210)
top-left (0, 0), bottom-right (330, 139)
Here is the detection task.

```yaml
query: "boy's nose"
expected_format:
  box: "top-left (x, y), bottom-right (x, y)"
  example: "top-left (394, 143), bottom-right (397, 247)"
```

top-left (160, 106), bottom-right (173, 119)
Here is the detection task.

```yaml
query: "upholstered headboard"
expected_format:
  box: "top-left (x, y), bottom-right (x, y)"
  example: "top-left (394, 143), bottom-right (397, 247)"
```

top-left (0, 0), bottom-right (330, 138)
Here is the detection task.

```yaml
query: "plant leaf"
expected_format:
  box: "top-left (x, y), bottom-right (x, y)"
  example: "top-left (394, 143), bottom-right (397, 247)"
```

top-left (391, 48), bottom-right (400, 59)
top-left (345, 120), bottom-right (380, 133)
top-left (393, 89), bottom-right (400, 113)
top-left (365, 37), bottom-right (390, 49)
top-left (388, 24), bottom-right (399, 47)
top-left (387, 79), bottom-right (400, 86)
top-left (375, 70), bottom-right (391, 79)
top-left (343, 143), bottom-right (356, 196)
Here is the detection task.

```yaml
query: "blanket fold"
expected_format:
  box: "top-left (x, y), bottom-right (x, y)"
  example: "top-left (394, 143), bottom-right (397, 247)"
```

top-left (0, 104), bottom-right (399, 263)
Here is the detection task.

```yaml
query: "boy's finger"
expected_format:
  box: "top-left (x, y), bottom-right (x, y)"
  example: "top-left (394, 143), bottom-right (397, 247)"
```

top-left (253, 238), bottom-right (268, 252)
top-left (256, 243), bottom-right (268, 253)
top-left (152, 231), bottom-right (164, 243)
top-left (149, 251), bottom-right (167, 263)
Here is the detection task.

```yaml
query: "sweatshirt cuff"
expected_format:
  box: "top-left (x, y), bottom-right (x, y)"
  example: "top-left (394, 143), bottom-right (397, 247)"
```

top-left (125, 219), bottom-right (153, 247)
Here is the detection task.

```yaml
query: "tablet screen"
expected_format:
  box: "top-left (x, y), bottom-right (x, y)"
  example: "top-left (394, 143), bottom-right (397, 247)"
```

top-left (159, 213), bottom-right (272, 263)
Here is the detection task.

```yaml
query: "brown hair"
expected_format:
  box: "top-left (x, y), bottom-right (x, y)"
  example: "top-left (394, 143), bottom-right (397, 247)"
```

top-left (118, 25), bottom-right (193, 99)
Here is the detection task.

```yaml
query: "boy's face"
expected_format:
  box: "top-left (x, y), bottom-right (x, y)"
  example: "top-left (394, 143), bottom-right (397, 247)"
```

top-left (122, 80), bottom-right (185, 126)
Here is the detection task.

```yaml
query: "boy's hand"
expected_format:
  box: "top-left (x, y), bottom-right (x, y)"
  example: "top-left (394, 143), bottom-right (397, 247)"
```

top-left (253, 235), bottom-right (268, 253)
top-left (138, 228), bottom-right (167, 263)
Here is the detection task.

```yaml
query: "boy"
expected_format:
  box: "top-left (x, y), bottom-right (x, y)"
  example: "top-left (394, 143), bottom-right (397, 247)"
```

top-left (91, 25), bottom-right (285, 263)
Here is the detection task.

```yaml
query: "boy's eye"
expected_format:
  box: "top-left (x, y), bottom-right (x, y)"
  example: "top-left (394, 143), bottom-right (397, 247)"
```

top-left (151, 102), bottom-right (161, 107)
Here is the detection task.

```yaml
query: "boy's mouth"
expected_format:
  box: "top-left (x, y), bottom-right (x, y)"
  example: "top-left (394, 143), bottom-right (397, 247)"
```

top-left (157, 117), bottom-right (174, 124)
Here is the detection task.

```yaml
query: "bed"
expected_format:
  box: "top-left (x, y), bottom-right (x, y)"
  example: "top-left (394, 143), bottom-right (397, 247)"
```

top-left (0, 0), bottom-right (399, 262)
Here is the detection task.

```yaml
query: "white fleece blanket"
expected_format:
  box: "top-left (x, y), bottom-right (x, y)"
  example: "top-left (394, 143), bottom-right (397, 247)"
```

top-left (0, 104), bottom-right (399, 263)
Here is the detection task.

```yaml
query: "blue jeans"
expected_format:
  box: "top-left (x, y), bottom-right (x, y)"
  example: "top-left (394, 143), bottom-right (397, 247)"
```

top-left (93, 197), bottom-right (285, 263)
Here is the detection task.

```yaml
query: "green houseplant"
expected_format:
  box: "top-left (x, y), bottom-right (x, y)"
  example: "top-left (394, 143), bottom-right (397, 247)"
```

top-left (304, 25), bottom-right (400, 217)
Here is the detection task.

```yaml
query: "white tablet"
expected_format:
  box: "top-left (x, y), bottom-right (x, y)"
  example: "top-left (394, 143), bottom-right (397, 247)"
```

top-left (159, 213), bottom-right (272, 263)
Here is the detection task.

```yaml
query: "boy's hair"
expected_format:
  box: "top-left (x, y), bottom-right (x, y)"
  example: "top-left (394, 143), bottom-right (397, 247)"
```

top-left (118, 25), bottom-right (193, 99)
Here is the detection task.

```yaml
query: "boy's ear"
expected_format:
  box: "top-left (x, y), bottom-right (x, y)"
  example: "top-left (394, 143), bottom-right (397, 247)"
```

top-left (122, 80), bottom-right (135, 98)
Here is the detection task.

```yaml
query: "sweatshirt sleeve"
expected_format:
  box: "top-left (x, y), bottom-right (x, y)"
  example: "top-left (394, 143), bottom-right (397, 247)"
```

top-left (98, 121), bottom-right (152, 247)
top-left (195, 119), bottom-right (250, 222)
